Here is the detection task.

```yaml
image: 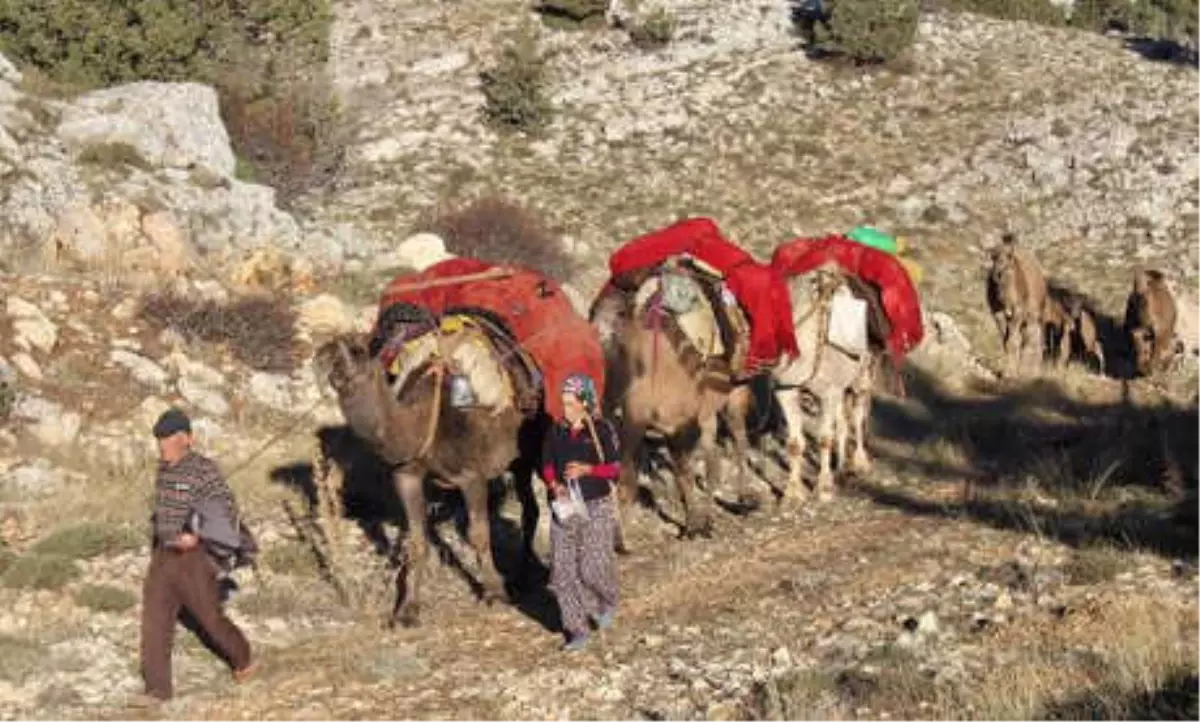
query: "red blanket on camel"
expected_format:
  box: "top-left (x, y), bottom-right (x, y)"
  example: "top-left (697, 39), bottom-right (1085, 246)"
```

top-left (376, 258), bottom-right (605, 421)
top-left (602, 217), bottom-right (798, 372)
top-left (771, 235), bottom-right (925, 360)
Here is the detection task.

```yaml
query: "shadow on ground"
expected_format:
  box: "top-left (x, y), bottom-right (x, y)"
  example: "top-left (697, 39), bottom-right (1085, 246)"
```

top-left (1039, 669), bottom-right (1199, 720)
top-left (856, 362), bottom-right (1198, 560)
top-left (269, 425), bottom-right (560, 633)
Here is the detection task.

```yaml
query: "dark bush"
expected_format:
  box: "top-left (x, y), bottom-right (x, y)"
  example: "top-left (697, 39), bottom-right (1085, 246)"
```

top-left (534, 0), bottom-right (609, 26)
top-left (480, 22), bottom-right (554, 133)
top-left (138, 290), bottom-right (300, 372)
top-left (418, 196), bottom-right (574, 281)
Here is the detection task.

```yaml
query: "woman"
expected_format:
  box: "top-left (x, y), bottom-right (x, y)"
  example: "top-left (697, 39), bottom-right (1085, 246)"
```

top-left (542, 373), bottom-right (621, 652)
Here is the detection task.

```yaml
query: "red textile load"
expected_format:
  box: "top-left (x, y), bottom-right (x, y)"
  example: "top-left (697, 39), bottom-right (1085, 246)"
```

top-left (603, 217), bottom-right (798, 372)
top-left (770, 235), bottom-right (925, 360)
top-left (376, 258), bottom-right (605, 421)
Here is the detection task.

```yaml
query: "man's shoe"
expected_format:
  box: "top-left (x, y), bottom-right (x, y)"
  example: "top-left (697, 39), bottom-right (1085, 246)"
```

top-left (128, 692), bottom-right (167, 709)
top-left (593, 608), bottom-right (616, 630)
top-left (233, 662), bottom-right (257, 684)
top-left (563, 633), bottom-right (589, 652)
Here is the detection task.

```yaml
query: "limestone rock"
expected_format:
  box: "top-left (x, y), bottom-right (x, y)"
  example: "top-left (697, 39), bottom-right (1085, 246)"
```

top-left (57, 82), bottom-right (236, 176)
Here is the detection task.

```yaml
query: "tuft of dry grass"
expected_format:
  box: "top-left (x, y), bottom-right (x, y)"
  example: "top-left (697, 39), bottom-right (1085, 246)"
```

top-left (0, 634), bottom-right (42, 683)
top-left (74, 583), bottom-right (137, 613)
top-left (0, 553), bottom-right (80, 591)
top-left (138, 289), bottom-right (300, 372)
top-left (76, 141), bottom-right (151, 172)
top-left (31, 521), bottom-right (143, 561)
top-left (417, 195), bottom-right (573, 281)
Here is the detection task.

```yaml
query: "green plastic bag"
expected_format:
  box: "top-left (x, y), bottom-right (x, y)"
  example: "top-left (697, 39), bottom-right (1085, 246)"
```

top-left (846, 226), bottom-right (899, 255)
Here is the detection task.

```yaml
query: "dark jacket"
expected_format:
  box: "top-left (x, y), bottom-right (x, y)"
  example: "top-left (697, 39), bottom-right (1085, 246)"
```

top-left (541, 416), bottom-right (621, 502)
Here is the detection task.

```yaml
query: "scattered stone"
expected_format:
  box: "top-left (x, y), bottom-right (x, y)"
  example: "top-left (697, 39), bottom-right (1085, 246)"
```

top-left (109, 349), bottom-right (169, 391)
top-left (395, 232), bottom-right (453, 271)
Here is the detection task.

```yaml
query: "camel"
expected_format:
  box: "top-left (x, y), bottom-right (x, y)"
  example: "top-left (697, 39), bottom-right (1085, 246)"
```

top-left (771, 265), bottom-right (875, 503)
top-left (986, 233), bottom-right (1048, 376)
top-left (1044, 285), bottom-right (1105, 374)
top-left (1125, 268), bottom-right (1178, 377)
top-left (314, 324), bottom-right (544, 628)
top-left (590, 267), bottom-right (763, 544)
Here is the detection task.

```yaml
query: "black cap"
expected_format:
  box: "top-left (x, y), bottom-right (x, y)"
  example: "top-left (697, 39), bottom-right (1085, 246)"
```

top-left (152, 407), bottom-right (192, 439)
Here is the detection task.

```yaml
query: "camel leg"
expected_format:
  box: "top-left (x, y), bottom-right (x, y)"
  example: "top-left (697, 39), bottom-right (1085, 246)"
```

top-left (459, 473), bottom-right (509, 604)
top-left (835, 390), bottom-right (850, 472)
top-left (776, 387), bottom-right (809, 507)
top-left (995, 312), bottom-right (1015, 375)
top-left (392, 469), bottom-right (428, 628)
top-left (815, 389), bottom-right (841, 502)
top-left (724, 385), bottom-right (763, 509)
top-left (510, 458), bottom-right (539, 581)
top-left (848, 388), bottom-right (873, 475)
top-left (848, 360), bottom-right (874, 475)
top-left (1022, 318), bottom-right (1043, 375)
top-left (1094, 344), bottom-right (1106, 376)
top-left (667, 437), bottom-right (713, 539)
top-left (1056, 323), bottom-right (1072, 369)
top-left (609, 419), bottom-right (647, 556)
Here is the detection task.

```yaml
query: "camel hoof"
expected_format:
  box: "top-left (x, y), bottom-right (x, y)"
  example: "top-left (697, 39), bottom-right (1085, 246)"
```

top-left (849, 454), bottom-right (873, 475)
top-left (683, 514), bottom-right (714, 540)
top-left (482, 584), bottom-right (510, 606)
top-left (391, 606), bottom-right (421, 629)
top-left (816, 487), bottom-right (836, 503)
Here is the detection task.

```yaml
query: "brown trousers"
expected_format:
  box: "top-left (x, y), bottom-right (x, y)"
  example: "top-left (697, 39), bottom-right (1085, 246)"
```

top-left (140, 548), bottom-right (251, 699)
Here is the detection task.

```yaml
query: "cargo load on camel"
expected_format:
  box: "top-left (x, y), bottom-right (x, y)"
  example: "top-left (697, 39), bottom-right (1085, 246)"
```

top-left (771, 235), bottom-right (925, 362)
top-left (373, 258), bottom-right (605, 421)
top-left (595, 217), bottom-right (798, 377)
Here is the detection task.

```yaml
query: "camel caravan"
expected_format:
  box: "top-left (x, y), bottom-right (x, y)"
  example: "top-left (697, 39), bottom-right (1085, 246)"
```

top-left (314, 218), bottom-right (1192, 627)
top-left (985, 232), bottom-right (1197, 380)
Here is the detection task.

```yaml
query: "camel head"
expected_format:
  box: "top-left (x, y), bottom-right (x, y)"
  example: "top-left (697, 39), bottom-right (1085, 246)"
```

top-left (314, 333), bottom-right (396, 452)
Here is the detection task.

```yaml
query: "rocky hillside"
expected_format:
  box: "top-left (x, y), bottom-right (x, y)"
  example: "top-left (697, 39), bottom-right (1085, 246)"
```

top-left (0, 0), bottom-right (1196, 719)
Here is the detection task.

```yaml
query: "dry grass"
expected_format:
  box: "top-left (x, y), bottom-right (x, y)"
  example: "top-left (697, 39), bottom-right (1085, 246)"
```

top-left (0, 634), bottom-right (42, 683)
top-left (966, 595), bottom-right (1197, 720)
top-left (31, 521), bottom-right (142, 561)
top-left (74, 583), bottom-right (137, 613)
top-left (0, 553), bottom-right (80, 591)
top-left (416, 195), bottom-right (573, 281)
top-left (138, 289), bottom-right (300, 372)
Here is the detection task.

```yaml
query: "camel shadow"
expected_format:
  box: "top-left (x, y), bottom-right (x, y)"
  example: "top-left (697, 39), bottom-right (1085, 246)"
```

top-left (860, 363), bottom-right (1198, 561)
top-left (269, 424), bottom-right (560, 633)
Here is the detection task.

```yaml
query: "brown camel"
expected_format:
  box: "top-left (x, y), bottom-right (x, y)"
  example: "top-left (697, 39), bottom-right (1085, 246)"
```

top-left (1044, 285), bottom-right (1106, 374)
top-left (314, 330), bottom-right (544, 628)
top-left (1125, 268), bottom-right (1178, 377)
top-left (986, 232), bottom-right (1048, 376)
top-left (590, 270), bottom-right (762, 545)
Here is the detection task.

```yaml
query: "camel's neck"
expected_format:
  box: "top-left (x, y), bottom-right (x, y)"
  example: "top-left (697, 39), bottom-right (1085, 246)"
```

top-left (339, 366), bottom-right (440, 466)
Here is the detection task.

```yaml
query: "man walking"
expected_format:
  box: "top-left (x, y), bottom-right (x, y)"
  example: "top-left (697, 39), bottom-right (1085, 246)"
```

top-left (140, 407), bottom-right (255, 701)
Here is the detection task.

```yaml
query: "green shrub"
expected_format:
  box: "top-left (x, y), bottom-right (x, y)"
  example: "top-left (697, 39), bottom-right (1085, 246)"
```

top-left (74, 584), bottom-right (138, 613)
top-left (1, 553), bottom-right (80, 591)
top-left (31, 522), bottom-right (143, 560)
top-left (629, 6), bottom-right (679, 49)
top-left (480, 22), bottom-right (554, 133)
top-left (826, 0), bottom-right (920, 64)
